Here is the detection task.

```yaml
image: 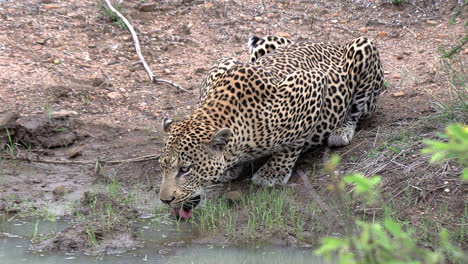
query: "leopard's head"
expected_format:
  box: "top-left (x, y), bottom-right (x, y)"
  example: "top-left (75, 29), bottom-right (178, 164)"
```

top-left (158, 117), bottom-right (231, 219)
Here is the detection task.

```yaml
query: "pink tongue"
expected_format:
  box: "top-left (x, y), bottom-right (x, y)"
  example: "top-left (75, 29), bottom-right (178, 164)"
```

top-left (171, 208), bottom-right (193, 219)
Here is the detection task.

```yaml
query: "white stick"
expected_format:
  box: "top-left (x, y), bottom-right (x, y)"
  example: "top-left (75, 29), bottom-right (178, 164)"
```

top-left (104, 0), bottom-right (191, 93)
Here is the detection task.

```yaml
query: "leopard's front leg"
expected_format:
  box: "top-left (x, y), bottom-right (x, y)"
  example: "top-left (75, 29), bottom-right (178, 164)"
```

top-left (251, 145), bottom-right (303, 186)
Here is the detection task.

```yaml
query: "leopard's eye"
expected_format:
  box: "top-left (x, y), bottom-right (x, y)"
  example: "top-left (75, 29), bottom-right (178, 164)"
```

top-left (177, 165), bottom-right (192, 177)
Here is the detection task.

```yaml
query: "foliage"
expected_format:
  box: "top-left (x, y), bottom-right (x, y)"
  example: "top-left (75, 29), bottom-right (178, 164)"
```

top-left (423, 123), bottom-right (468, 181)
top-left (97, 0), bottom-right (126, 29)
top-left (316, 149), bottom-right (466, 263)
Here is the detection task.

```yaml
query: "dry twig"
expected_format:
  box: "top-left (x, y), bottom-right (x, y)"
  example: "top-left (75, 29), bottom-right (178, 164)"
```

top-left (103, 0), bottom-right (191, 94)
top-left (1, 153), bottom-right (160, 166)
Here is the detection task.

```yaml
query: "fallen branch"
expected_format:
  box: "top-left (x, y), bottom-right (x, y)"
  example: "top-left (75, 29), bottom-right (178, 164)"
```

top-left (103, 0), bottom-right (191, 94)
top-left (1, 153), bottom-right (160, 165)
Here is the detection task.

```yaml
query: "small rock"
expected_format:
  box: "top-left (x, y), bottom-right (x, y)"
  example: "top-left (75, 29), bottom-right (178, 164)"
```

top-left (391, 91), bottom-right (406, 97)
top-left (92, 77), bottom-right (107, 87)
top-left (392, 74), bottom-right (402, 79)
top-left (243, 15), bottom-right (253, 21)
top-left (359, 27), bottom-right (367, 33)
top-left (276, 32), bottom-right (291, 38)
top-left (225, 191), bottom-right (241, 201)
top-left (137, 3), bottom-right (157, 12)
top-left (267, 13), bottom-right (274, 19)
top-left (44, 3), bottom-right (61, 9)
top-left (53, 58), bottom-right (61, 64)
top-left (396, 55), bottom-right (404, 60)
top-left (0, 112), bottom-right (18, 129)
top-left (204, 2), bottom-right (214, 8)
top-left (464, 48), bottom-right (468, 54)
top-left (123, 36), bottom-right (131, 41)
top-left (32, 178), bottom-right (42, 184)
top-left (254, 16), bottom-right (263, 22)
top-left (50, 110), bottom-right (78, 119)
top-left (53, 186), bottom-right (69, 199)
top-left (378, 31), bottom-right (388, 38)
top-left (255, 28), bottom-right (263, 33)
top-left (36, 39), bottom-right (48, 45)
top-left (330, 19), bottom-right (338, 24)
top-left (164, 69), bottom-right (171, 74)
top-left (88, 43), bottom-right (96, 48)
top-left (67, 146), bottom-right (82, 159)
top-left (107, 92), bottom-right (123, 100)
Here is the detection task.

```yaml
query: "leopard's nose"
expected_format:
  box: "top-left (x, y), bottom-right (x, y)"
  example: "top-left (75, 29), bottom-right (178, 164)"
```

top-left (160, 197), bottom-right (175, 205)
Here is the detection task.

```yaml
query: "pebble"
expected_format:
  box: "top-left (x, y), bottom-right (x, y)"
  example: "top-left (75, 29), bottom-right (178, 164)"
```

top-left (276, 32), bottom-right (291, 38)
top-left (243, 15), bottom-right (253, 21)
top-left (0, 112), bottom-right (18, 129)
top-left (392, 91), bottom-right (406, 97)
top-left (107, 92), bottom-right (123, 100)
top-left (267, 13), bottom-right (274, 18)
top-left (50, 110), bottom-right (78, 119)
top-left (67, 146), bottom-right (82, 159)
top-left (43, 4), bottom-right (61, 9)
top-left (254, 16), bottom-right (263, 22)
top-left (137, 3), bottom-right (157, 12)
top-left (464, 48), bottom-right (468, 54)
top-left (32, 178), bottom-right (42, 184)
top-left (392, 74), bottom-right (402, 79)
top-left (359, 27), bottom-right (367, 33)
top-left (52, 186), bottom-right (69, 197)
top-left (378, 31), bottom-right (388, 38)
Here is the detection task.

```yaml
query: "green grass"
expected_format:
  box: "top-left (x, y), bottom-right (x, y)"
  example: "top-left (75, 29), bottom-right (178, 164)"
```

top-left (85, 223), bottom-right (98, 247)
top-left (430, 37), bottom-right (468, 123)
top-left (195, 186), bottom-right (317, 243)
top-left (4, 128), bottom-right (16, 159)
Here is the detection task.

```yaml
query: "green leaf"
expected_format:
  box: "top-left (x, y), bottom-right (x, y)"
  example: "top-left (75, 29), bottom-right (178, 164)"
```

top-left (385, 218), bottom-right (403, 237)
top-left (343, 174), bottom-right (381, 193)
top-left (339, 252), bottom-right (357, 264)
top-left (463, 168), bottom-right (468, 181)
top-left (325, 154), bottom-right (341, 174)
top-left (315, 237), bottom-right (348, 255)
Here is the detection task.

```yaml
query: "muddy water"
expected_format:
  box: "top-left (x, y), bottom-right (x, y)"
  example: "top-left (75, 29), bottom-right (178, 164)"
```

top-left (0, 217), bottom-right (329, 264)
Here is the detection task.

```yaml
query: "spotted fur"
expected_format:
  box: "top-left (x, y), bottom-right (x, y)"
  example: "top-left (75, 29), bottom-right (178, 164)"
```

top-left (160, 36), bottom-right (385, 209)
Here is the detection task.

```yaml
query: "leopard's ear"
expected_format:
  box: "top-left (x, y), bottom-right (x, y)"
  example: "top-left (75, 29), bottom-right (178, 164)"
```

top-left (162, 118), bottom-right (174, 133)
top-left (208, 128), bottom-right (232, 152)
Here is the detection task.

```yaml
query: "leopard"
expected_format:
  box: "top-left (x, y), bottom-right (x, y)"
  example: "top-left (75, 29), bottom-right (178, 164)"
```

top-left (159, 35), bottom-right (385, 218)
